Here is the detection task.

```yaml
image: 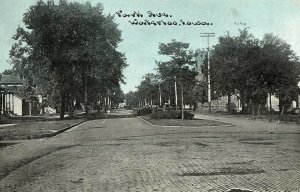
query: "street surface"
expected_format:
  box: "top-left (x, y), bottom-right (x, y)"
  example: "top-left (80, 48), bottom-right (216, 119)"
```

top-left (0, 109), bottom-right (299, 192)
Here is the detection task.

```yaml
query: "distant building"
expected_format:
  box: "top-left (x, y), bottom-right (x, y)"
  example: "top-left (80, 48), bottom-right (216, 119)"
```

top-left (0, 73), bottom-right (31, 116)
top-left (119, 102), bottom-right (126, 108)
top-left (0, 73), bottom-right (25, 92)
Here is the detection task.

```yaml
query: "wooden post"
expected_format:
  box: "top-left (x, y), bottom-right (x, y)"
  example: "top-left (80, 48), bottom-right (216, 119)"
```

top-left (181, 85), bottom-right (184, 120)
top-left (174, 76), bottom-right (178, 110)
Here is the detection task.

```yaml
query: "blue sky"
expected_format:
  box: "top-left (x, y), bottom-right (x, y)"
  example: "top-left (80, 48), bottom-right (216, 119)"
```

top-left (1, 0), bottom-right (300, 93)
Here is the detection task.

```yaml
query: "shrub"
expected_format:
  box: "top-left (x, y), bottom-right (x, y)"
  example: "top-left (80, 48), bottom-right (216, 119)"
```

top-left (137, 107), bottom-right (153, 116)
top-left (182, 111), bottom-right (195, 119)
top-left (150, 111), bottom-right (194, 119)
top-left (227, 102), bottom-right (238, 114)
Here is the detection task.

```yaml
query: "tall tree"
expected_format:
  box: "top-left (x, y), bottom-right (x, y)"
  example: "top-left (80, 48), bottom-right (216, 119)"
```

top-left (10, 0), bottom-right (127, 119)
top-left (210, 29), bottom-right (300, 114)
top-left (156, 39), bottom-right (197, 118)
top-left (125, 91), bottom-right (139, 109)
top-left (136, 73), bottom-right (160, 107)
top-left (260, 33), bottom-right (300, 114)
top-left (211, 29), bottom-right (261, 113)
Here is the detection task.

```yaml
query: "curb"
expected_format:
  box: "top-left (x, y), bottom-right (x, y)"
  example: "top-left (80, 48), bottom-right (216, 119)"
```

top-left (31, 119), bottom-right (88, 139)
top-left (136, 116), bottom-right (235, 128)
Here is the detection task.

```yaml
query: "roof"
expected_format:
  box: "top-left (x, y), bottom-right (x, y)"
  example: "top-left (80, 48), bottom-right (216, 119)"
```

top-left (0, 74), bottom-right (25, 85)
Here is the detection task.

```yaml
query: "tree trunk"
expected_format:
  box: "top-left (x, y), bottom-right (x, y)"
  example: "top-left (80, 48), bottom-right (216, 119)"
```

top-left (107, 96), bottom-right (110, 110)
top-left (281, 105), bottom-right (285, 115)
top-left (269, 93), bottom-right (272, 112)
top-left (181, 85), bottom-right (184, 120)
top-left (68, 95), bottom-right (74, 118)
top-left (239, 92), bottom-right (247, 114)
top-left (84, 73), bottom-right (88, 116)
top-left (60, 93), bottom-right (66, 120)
top-left (193, 102), bottom-right (197, 111)
top-left (278, 94), bottom-right (283, 114)
top-left (258, 104), bottom-right (261, 117)
top-left (174, 78), bottom-right (178, 111)
top-left (159, 84), bottom-right (162, 107)
top-left (227, 92), bottom-right (231, 113)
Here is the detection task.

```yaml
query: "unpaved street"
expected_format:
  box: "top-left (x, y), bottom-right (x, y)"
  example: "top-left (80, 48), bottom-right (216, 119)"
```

top-left (0, 111), bottom-right (299, 192)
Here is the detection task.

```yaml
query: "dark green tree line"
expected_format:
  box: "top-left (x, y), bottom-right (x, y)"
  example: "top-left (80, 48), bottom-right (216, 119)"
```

top-left (9, 0), bottom-right (127, 119)
top-left (210, 29), bottom-right (300, 115)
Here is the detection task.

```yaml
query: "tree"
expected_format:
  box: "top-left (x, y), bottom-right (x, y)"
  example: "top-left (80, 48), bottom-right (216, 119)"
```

top-left (1, 69), bottom-right (14, 75)
top-left (210, 29), bottom-right (260, 114)
top-left (136, 73), bottom-right (160, 107)
top-left (156, 39), bottom-right (197, 119)
top-left (110, 86), bottom-right (125, 108)
top-left (124, 91), bottom-right (139, 109)
top-left (10, 0), bottom-right (127, 119)
top-left (159, 78), bottom-right (174, 106)
top-left (193, 81), bottom-right (208, 110)
top-left (260, 34), bottom-right (300, 114)
top-left (210, 29), bottom-right (300, 115)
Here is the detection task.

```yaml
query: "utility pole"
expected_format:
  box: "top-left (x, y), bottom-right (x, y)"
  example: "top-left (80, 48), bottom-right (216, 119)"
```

top-left (174, 76), bottom-right (178, 110)
top-left (159, 83), bottom-right (162, 107)
top-left (200, 32), bottom-right (215, 113)
top-left (181, 84), bottom-right (184, 120)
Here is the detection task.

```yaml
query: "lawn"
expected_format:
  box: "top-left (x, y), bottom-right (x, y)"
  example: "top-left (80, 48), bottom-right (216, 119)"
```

top-left (0, 119), bottom-right (84, 141)
top-left (141, 115), bottom-right (231, 127)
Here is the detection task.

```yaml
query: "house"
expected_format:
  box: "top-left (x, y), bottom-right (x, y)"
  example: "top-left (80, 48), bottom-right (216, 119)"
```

top-left (0, 73), bottom-right (31, 116)
top-left (0, 73), bottom-right (25, 92)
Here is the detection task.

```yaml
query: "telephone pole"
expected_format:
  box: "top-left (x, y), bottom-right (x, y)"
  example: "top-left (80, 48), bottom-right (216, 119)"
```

top-left (200, 32), bottom-right (215, 113)
top-left (174, 76), bottom-right (178, 110)
top-left (159, 82), bottom-right (162, 107)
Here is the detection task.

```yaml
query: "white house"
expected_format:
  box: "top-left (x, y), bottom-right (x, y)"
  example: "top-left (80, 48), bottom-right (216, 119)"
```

top-left (0, 73), bottom-right (31, 116)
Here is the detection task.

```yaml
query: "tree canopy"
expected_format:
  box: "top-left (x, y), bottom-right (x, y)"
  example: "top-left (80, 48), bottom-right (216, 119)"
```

top-left (9, 0), bottom-right (127, 118)
top-left (210, 29), bottom-right (300, 114)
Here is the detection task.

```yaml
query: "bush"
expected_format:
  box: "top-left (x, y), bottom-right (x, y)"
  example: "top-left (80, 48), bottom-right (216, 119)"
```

top-left (227, 102), bottom-right (238, 114)
top-left (150, 111), bottom-right (194, 119)
top-left (286, 108), bottom-right (300, 115)
top-left (137, 107), bottom-right (153, 116)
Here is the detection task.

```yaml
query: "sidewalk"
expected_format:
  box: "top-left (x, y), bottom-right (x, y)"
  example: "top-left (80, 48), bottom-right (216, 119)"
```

top-left (192, 111), bottom-right (300, 123)
top-left (0, 109), bottom-right (133, 141)
top-left (0, 119), bottom-right (86, 141)
top-left (191, 111), bottom-right (300, 134)
top-left (192, 111), bottom-right (299, 123)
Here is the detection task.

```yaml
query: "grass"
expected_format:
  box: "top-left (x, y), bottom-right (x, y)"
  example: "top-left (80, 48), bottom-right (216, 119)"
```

top-left (141, 115), bottom-right (231, 127)
top-left (0, 119), bottom-right (84, 141)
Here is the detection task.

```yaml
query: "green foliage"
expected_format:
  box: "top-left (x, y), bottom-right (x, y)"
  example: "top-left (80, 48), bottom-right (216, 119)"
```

top-left (193, 81), bottom-right (208, 104)
top-left (110, 86), bottom-right (125, 106)
top-left (9, 0), bottom-right (127, 118)
top-left (227, 102), bottom-right (238, 115)
top-left (137, 107), bottom-right (153, 116)
top-left (125, 91), bottom-right (139, 109)
top-left (150, 111), bottom-right (194, 119)
top-left (210, 29), bottom-right (300, 114)
top-left (156, 39), bottom-right (197, 108)
top-left (1, 69), bottom-right (14, 75)
top-left (136, 73), bottom-right (160, 105)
